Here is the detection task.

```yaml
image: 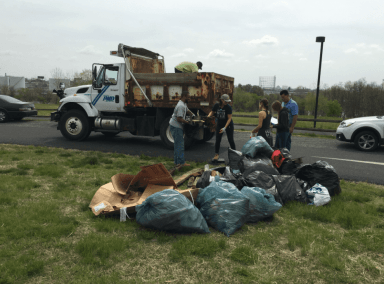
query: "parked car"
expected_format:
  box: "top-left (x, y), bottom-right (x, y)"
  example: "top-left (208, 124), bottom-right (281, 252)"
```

top-left (336, 116), bottom-right (384, 151)
top-left (0, 95), bottom-right (38, 122)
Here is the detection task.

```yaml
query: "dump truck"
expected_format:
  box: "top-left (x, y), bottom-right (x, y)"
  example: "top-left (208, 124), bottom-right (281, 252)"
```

top-left (51, 43), bottom-right (235, 149)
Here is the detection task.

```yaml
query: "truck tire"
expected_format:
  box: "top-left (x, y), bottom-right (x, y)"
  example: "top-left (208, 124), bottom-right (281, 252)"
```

top-left (59, 110), bottom-right (91, 141)
top-left (0, 110), bottom-right (8, 123)
top-left (202, 128), bottom-right (215, 142)
top-left (160, 117), bottom-right (195, 150)
top-left (354, 131), bottom-right (379, 152)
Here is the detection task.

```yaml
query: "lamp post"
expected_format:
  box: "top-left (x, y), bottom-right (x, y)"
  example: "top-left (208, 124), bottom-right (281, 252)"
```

top-left (314, 36), bottom-right (325, 128)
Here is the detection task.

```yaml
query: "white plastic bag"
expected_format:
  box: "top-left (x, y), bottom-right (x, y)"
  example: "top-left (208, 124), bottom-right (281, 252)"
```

top-left (306, 183), bottom-right (331, 206)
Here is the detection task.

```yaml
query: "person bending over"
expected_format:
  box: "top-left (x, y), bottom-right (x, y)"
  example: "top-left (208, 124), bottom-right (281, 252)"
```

top-left (208, 94), bottom-right (236, 161)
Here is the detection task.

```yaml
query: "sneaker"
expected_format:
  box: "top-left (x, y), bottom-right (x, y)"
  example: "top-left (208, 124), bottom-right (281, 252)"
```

top-left (213, 154), bottom-right (219, 161)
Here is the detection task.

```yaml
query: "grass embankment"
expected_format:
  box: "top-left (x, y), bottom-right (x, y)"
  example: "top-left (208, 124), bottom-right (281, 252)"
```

top-left (34, 103), bottom-right (59, 116)
top-left (1, 144), bottom-right (384, 283)
top-left (233, 112), bottom-right (342, 131)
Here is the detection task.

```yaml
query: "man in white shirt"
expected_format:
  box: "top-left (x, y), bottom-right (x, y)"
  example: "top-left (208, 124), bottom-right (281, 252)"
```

top-left (169, 91), bottom-right (195, 167)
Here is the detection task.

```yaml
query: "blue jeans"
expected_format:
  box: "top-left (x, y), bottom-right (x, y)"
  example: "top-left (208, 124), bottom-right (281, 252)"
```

top-left (170, 125), bottom-right (185, 165)
top-left (275, 132), bottom-right (290, 150)
top-left (286, 133), bottom-right (292, 151)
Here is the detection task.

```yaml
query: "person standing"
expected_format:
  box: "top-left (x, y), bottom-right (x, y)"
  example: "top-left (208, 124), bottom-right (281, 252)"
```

top-left (169, 91), bottom-right (195, 167)
top-left (174, 61), bottom-right (203, 73)
top-left (271, 101), bottom-right (290, 149)
top-left (208, 94), bottom-right (236, 161)
top-left (251, 98), bottom-right (273, 146)
top-left (280, 90), bottom-right (298, 151)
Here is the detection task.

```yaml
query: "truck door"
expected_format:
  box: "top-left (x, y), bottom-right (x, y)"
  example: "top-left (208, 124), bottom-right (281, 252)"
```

top-left (91, 64), bottom-right (124, 112)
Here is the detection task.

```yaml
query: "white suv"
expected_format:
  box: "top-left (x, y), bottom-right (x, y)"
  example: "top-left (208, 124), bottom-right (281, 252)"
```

top-left (336, 116), bottom-right (384, 151)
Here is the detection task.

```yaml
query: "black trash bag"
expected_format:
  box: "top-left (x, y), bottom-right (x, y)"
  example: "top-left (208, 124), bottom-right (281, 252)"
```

top-left (279, 159), bottom-right (301, 175)
top-left (136, 189), bottom-right (210, 234)
top-left (280, 148), bottom-right (292, 160)
top-left (220, 167), bottom-right (246, 190)
top-left (196, 171), bottom-right (212, 189)
top-left (240, 157), bottom-right (280, 176)
top-left (295, 160), bottom-right (341, 196)
top-left (272, 175), bottom-right (308, 204)
top-left (243, 171), bottom-right (283, 205)
top-left (296, 178), bottom-right (310, 192)
top-left (228, 148), bottom-right (243, 173)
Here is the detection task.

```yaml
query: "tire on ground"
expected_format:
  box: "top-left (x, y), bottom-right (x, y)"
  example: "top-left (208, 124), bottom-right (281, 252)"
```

top-left (160, 116), bottom-right (195, 150)
top-left (59, 110), bottom-right (91, 141)
top-left (202, 128), bottom-right (215, 142)
top-left (354, 130), bottom-right (379, 152)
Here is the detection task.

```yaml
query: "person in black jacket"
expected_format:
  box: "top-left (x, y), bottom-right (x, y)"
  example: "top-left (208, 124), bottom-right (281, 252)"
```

top-left (271, 100), bottom-right (290, 149)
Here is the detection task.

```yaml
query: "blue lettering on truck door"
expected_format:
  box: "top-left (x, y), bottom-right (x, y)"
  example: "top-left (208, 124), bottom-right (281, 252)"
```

top-left (103, 95), bottom-right (115, 102)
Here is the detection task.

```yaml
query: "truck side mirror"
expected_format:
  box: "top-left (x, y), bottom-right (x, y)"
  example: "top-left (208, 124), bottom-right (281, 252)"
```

top-left (59, 83), bottom-right (65, 89)
top-left (92, 66), bottom-right (97, 80)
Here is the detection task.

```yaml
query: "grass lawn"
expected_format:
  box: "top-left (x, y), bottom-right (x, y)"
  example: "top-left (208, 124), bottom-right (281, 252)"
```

top-left (1, 145), bottom-right (383, 283)
top-left (34, 104), bottom-right (59, 116)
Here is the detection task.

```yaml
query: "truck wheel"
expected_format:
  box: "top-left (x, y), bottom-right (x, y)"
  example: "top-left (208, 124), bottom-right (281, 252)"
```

top-left (0, 110), bottom-right (8, 123)
top-left (354, 131), bottom-right (379, 151)
top-left (59, 110), bottom-right (91, 141)
top-left (202, 128), bottom-right (215, 142)
top-left (102, 132), bottom-right (120, 138)
top-left (160, 117), bottom-right (195, 150)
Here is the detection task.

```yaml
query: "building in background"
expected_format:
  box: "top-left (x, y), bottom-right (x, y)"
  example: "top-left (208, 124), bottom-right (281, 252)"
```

top-left (259, 76), bottom-right (276, 90)
top-left (0, 74), bottom-right (25, 90)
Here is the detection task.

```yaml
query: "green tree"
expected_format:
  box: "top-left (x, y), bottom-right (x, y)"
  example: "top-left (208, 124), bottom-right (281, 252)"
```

top-left (326, 100), bottom-right (342, 117)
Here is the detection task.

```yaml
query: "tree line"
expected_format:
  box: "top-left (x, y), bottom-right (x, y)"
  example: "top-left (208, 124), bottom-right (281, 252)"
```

top-left (234, 78), bottom-right (384, 118)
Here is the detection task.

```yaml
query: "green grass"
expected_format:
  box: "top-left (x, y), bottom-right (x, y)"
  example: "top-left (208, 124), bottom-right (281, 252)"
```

top-left (0, 144), bottom-right (384, 283)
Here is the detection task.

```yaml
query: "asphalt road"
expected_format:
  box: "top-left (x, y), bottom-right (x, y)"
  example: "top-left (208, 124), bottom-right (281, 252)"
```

top-left (1, 119), bottom-right (384, 185)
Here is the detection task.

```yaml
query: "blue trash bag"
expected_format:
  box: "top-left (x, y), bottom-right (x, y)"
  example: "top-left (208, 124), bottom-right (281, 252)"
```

top-left (241, 136), bottom-right (273, 158)
top-left (241, 187), bottom-right (282, 223)
top-left (135, 189), bottom-right (210, 234)
top-left (196, 176), bottom-right (250, 237)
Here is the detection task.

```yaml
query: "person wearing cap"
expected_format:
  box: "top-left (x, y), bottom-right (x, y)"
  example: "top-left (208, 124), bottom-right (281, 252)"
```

top-left (169, 90), bottom-right (195, 167)
top-left (174, 61), bottom-right (203, 73)
top-left (208, 94), bottom-right (236, 161)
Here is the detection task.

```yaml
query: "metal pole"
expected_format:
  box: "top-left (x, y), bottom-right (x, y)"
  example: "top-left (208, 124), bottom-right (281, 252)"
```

top-left (314, 38), bottom-right (325, 128)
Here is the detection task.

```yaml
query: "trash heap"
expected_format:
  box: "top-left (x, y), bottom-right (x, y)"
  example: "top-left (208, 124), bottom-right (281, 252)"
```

top-left (89, 137), bottom-right (341, 237)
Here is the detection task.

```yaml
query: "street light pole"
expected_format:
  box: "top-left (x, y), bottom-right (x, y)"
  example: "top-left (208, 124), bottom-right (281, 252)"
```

top-left (314, 36), bottom-right (325, 128)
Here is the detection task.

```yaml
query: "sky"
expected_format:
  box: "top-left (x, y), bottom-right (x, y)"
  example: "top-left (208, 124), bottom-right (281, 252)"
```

top-left (1, 0), bottom-right (384, 88)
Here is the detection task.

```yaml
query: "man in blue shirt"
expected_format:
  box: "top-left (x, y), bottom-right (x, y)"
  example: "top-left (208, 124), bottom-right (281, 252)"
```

top-left (280, 90), bottom-right (298, 151)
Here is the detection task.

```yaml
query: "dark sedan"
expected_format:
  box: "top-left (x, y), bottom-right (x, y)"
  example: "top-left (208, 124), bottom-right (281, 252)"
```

top-left (0, 95), bottom-right (38, 122)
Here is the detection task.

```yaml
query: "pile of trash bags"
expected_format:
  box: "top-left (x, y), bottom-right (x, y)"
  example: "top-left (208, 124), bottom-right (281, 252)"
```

top-left (97, 137), bottom-right (341, 237)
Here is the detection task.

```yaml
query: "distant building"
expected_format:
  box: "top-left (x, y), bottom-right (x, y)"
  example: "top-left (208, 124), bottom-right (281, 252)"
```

top-left (259, 76), bottom-right (276, 89)
top-left (0, 74), bottom-right (25, 90)
top-left (25, 78), bottom-right (49, 93)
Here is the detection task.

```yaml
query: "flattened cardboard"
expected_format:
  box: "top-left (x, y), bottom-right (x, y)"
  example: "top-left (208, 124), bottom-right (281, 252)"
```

top-left (89, 183), bottom-right (174, 215)
top-left (92, 201), bottom-right (114, 216)
top-left (128, 163), bottom-right (176, 192)
top-left (177, 188), bottom-right (200, 205)
top-left (174, 168), bottom-right (204, 186)
top-left (111, 173), bottom-right (135, 195)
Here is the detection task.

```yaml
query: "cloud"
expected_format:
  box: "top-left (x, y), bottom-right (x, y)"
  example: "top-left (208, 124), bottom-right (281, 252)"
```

top-left (169, 53), bottom-right (186, 58)
top-left (344, 48), bottom-right (358, 54)
top-left (0, 50), bottom-right (17, 56)
top-left (243, 35), bottom-right (279, 46)
top-left (183, 48), bottom-right (194, 53)
top-left (370, 44), bottom-right (384, 51)
top-left (299, 58), bottom-right (307, 61)
top-left (255, 54), bottom-right (267, 58)
top-left (293, 53), bottom-right (303, 57)
top-left (77, 45), bottom-right (102, 55)
top-left (323, 60), bottom-right (334, 64)
top-left (208, 49), bottom-right (234, 58)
